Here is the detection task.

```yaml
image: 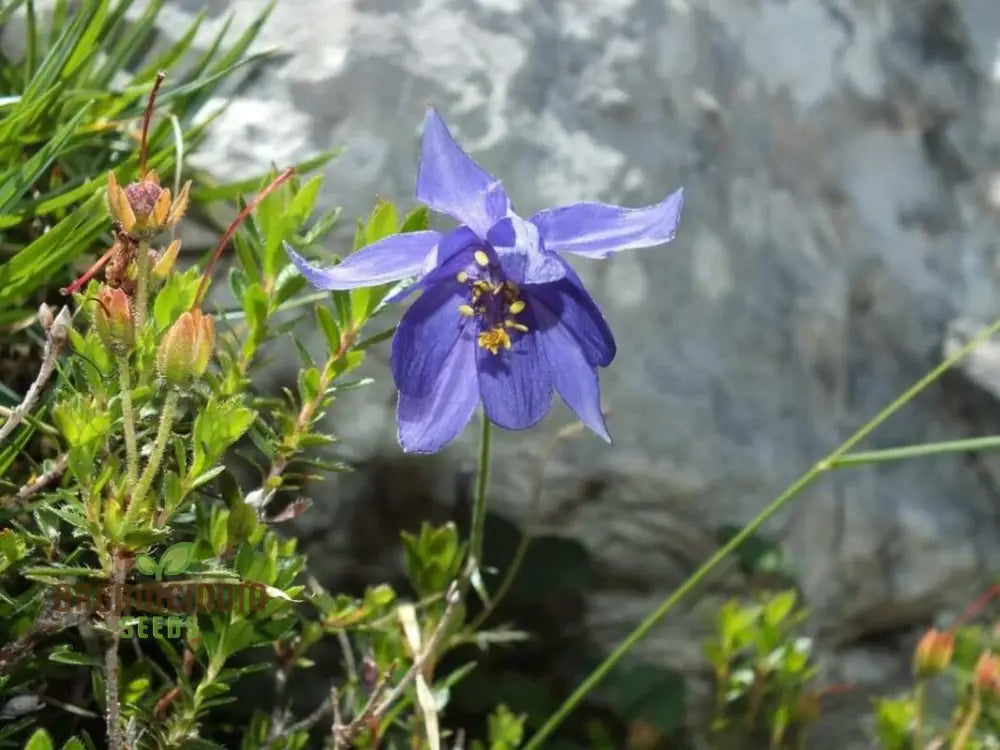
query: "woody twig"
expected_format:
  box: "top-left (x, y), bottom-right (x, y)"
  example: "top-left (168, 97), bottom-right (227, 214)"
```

top-left (0, 305), bottom-right (71, 447)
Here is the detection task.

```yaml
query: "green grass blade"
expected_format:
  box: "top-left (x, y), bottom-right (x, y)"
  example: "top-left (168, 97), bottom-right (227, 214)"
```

top-left (61, 0), bottom-right (110, 79)
top-left (0, 0), bottom-right (26, 28)
top-left (0, 103), bottom-right (92, 214)
top-left (0, 194), bottom-right (106, 306)
top-left (92, 0), bottom-right (165, 88)
top-left (23, 0), bottom-right (105, 101)
top-left (132, 8), bottom-right (206, 83)
top-left (25, 0), bottom-right (38, 79)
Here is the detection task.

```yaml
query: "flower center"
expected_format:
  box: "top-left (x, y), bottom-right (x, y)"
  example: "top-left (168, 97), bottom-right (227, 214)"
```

top-left (456, 250), bottom-right (529, 355)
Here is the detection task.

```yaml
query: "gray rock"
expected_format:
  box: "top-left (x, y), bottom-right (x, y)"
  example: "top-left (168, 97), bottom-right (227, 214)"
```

top-left (147, 0), bottom-right (1000, 745)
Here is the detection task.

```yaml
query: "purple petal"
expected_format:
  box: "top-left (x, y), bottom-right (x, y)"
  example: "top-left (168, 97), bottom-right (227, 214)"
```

top-left (397, 330), bottom-right (479, 454)
top-left (392, 276), bottom-right (472, 396)
top-left (476, 308), bottom-right (553, 430)
top-left (284, 231), bottom-right (441, 290)
top-left (525, 265), bottom-right (616, 367)
top-left (533, 294), bottom-right (611, 442)
top-left (385, 226), bottom-right (482, 304)
top-left (416, 108), bottom-right (510, 236)
top-left (529, 187), bottom-right (684, 259)
top-left (486, 214), bottom-right (566, 284)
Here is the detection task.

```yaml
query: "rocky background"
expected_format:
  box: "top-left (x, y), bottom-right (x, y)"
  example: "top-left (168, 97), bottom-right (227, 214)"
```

top-left (131, 0), bottom-right (1000, 745)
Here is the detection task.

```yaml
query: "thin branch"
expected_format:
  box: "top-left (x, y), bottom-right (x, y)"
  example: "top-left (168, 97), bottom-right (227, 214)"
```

top-left (192, 167), bottom-right (295, 309)
top-left (139, 71), bottom-right (166, 178)
top-left (2, 453), bottom-right (68, 508)
top-left (332, 666), bottom-right (394, 749)
top-left (331, 582), bottom-right (462, 748)
top-left (0, 595), bottom-right (88, 675)
top-left (0, 306), bottom-right (71, 446)
top-left (280, 693), bottom-right (336, 738)
top-left (105, 557), bottom-right (127, 750)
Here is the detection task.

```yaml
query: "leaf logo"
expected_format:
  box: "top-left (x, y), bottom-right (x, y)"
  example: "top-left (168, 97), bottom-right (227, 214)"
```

top-left (134, 542), bottom-right (195, 581)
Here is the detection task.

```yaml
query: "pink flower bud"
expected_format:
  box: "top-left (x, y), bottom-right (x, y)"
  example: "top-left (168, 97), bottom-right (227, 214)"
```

top-left (94, 286), bottom-right (135, 354)
top-left (157, 309), bottom-right (214, 385)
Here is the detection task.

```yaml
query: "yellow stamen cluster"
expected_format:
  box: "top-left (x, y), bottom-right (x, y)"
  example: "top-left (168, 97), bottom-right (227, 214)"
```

top-left (478, 326), bottom-right (512, 354)
top-left (456, 258), bottom-right (530, 355)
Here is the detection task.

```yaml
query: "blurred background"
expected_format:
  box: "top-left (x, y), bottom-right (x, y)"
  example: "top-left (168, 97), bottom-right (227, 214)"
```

top-left (7, 0), bottom-right (1000, 747)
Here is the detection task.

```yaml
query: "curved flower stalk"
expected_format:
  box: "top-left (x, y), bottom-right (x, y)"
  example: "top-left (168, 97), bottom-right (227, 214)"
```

top-left (286, 109), bottom-right (683, 453)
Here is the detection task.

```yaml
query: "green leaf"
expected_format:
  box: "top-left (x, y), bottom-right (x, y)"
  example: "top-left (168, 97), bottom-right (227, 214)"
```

top-left (226, 503), bottom-right (258, 546)
top-left (315, 304), bottom-right (341, 354)
top-left (158, 541), bottom-right (195, 577)
top-left (400, 205), bottom-right (430, 233)
top-left (163, 470), bottom-right (183, 513)
top-left (24, 728), bottom-right (54, 750)
top-left (364, 198), bottom-right (399, 245)
top-left (49, 645), bottom-right (101, 666)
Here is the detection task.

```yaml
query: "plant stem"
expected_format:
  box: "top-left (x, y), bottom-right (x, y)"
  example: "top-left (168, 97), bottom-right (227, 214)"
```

top-left (913, 680), bottom-right (926, 749)
top-left (469, 423), bottom-right (581, 631)
top-left (469, 411), bottom-right (492, 570)
top-left (118, 355), bottom-right (139, 488)
top-left (105, 558), bottom-right (126, 750)
top-left (135, 240), bottom-right (150, 332)
top-left (835, 435), bottom-right (1000, 468)
top-left (130, 389), bottom-right (179, 518)
top-left (522, 313), bottom-right (1000, 750)
top-left (0, 306), bottom-right (70, 446)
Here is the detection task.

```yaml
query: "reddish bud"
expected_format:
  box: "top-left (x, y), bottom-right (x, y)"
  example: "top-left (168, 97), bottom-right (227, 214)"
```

top-left (94, 286), bottom-right (135, 354)
top-left (106, 170), bottom-right (190, 239)
top-left (913, 629), bottom-right (954, 678)
top-left (157, 309), bottom-right (214, 385)
top-left (975, 652), bottom-right (1000, 697)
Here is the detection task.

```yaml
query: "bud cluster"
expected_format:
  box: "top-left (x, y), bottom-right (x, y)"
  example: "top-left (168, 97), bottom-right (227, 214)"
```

top-left (107, 170), bottom-right (190, 240)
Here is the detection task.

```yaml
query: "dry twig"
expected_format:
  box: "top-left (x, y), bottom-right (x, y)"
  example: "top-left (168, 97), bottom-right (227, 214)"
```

top-left (2, 453), bottom-right (68, 508)
top-left (0, 305), bottom-right (71, 446)
top-left (331, 581), bottom-right (462, 749)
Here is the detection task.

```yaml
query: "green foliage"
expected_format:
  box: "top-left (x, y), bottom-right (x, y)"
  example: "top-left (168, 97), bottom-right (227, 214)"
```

top-left (702, 590), bottom-right (818, 749)
top-left (0, 0), bottom-right (288, 326)
top-left (471, 705), bottom-right (527, 750)
top-left (0, 11), bottom-right (511, 744)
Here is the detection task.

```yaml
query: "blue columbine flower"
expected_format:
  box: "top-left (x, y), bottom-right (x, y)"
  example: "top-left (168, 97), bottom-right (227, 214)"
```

top-left (285, 109), bottom-right (683, 454)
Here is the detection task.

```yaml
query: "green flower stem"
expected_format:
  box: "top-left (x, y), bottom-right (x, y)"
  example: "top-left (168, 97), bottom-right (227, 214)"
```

top-left (913, 680), bottom-right (926, 749)
top-left (523, 313), bottom-right (1000, 750)
top-left (129, 389), bottom-right (180, 520)
top-left (834, 435), bottom-right (1000, 468)
top-left (118, 355), bottom-right (139, 487)
top-left (469, 423), bottom-right (583, 631)
top-left (135, 239), bottom-right (150, 332)
top-left (469, 411), bottom-right (492, 570)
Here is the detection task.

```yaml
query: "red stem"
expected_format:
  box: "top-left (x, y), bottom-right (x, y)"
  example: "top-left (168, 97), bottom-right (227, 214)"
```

top-left (191, 167), bottom-right (296, 310)
top-left (952, 582), bottom-right (1000, 630)
top-left (60, 245), bottom-right (116, 296)
top-left (140, 72), bottom-right (166, 178)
